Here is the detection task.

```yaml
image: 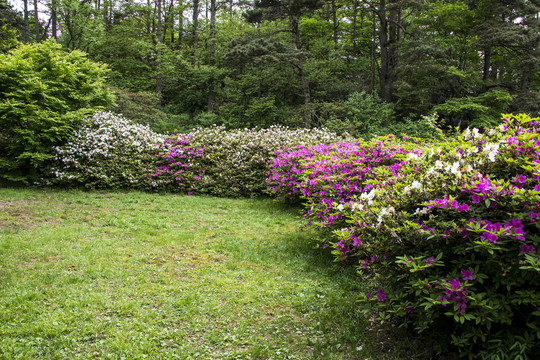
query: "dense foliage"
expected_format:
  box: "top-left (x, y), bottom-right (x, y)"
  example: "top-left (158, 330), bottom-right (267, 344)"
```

top-left (4, 0), bottom-right (539, 133)
top-left (0, 39), bottom-right (113, 183)
top-left (150, 125), bottom-right (348, 197)
top-left (45, 112), bottom-right (165, 189)
top-left (267, 114), bottom-right (540, 358)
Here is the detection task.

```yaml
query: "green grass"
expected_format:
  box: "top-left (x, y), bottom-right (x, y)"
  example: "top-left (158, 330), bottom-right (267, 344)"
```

top-left (0, 188), bottom-right (386, 360)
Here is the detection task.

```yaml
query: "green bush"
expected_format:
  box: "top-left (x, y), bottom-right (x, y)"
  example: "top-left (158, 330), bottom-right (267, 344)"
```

top-left (0, 40), bottom-right (113, 183)
top-left (109, 89), bottom-right (170, 131)
top-left (45, 112), bottom-right (165, 190)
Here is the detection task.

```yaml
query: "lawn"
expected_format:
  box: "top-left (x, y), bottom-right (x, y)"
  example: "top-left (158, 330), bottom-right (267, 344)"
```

top-left (0, 188), bottom-right (404, 359)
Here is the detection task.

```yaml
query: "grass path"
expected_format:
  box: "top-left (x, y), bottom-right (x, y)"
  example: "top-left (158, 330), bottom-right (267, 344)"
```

top-left (0, 188), bottom-right (379, 359)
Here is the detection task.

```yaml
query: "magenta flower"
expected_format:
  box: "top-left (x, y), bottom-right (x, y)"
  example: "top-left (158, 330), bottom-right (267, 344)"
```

top-left (377, 288), bottom-right (387, 302)
top-left (461, 269), bottom-right (474, 281)
top-left (519, 244), bottom-right (536, 254)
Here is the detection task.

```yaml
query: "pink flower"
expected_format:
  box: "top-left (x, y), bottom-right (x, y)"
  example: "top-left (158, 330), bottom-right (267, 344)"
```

top-left (377, 288), bottom-right (387, 302)
top-left (461, 269), bottom-right (474, 281)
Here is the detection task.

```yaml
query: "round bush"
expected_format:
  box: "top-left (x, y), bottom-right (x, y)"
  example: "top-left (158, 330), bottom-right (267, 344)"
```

top-left (46, 111), bottom-right (166, 189)
top-left (268, 114), bottom-right (540, 358)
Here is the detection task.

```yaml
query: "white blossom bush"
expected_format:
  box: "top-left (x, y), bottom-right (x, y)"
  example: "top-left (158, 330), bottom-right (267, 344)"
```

top-left (151, 125), bottom-right (349, 197)
top-left (46, 112), bottom-right (166, 189)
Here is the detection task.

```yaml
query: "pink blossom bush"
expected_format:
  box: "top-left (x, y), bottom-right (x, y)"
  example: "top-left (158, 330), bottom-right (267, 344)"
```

top-left (268, 114), bottom-right (540, 358)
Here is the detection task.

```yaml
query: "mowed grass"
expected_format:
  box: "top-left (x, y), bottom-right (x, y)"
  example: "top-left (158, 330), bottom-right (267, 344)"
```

top-left (0, 188), bottom-right (378, 360)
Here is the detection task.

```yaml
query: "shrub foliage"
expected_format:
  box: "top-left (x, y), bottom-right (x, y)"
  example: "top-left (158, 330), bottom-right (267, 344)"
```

top-left (0, 40), bottom-right (113, 183)
top-left (150, 125), bottom-right (348, 197)
top-left (46, 112), bottom-right (165, 189)
top-left (267, 114), bottom-right (540, 358)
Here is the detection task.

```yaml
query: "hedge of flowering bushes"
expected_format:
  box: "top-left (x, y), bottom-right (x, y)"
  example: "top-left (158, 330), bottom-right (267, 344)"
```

top-left (44, 113), bottom-right (347, 195)
top-left (45, 112), bottom-right (166, 189)
top-left (267, 114), bottom-right (540, 358)
top-left (149, 125), bottom-right (348, 197)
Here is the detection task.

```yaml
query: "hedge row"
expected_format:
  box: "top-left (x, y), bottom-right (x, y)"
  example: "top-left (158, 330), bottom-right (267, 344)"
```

top-left (46, 112), bottom-right (347, 196)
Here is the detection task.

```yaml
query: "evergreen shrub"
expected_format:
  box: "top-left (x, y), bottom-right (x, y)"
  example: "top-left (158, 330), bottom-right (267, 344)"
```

top-left (46, 112), bottom-right (165, 189)
top-left (267, 114), bottom-right (540, 358)
top-left (0, 40), bottom-right (113, 183)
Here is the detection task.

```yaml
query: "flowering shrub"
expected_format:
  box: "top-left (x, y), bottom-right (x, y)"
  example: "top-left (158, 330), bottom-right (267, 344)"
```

top-left (150, 125), bottom-right (347, 197)
top-left (268, 114), bottom-right (540, 358)
top-left (45, 112), bottom-right (166, 189)
top-left (267, 136), bottom-right (422, 227)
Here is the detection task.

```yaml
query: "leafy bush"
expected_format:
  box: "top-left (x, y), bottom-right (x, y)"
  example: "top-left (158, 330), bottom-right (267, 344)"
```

top-left (344, 91), bottom-right (395, 138)
top-left (109, 89), bottom-right (170, 131)
top-left (433, 89), bottom-right (513, 129)
top-left (0, 40), bottom-right (113, 183)
top-left (45, 112), bottom-right (166, 190)
top-left (150, 125), bottom-right (348, 197)
top-left (268, 114), bottom-right (540, 358)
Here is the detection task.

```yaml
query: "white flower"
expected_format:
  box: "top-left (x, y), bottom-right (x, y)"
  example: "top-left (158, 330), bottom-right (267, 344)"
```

top-left (361, 189), bottom-right (376, 202)
top-left (336, 204), bottom-right (344, 211)
top-left (450, 162), bottom-right (460, 175)
top-left (411, 180), bottom-right (422, 190)
top-left (351, 202), bottom-right (364, 211)
top-left (463, 127), bottom-right (471, 140)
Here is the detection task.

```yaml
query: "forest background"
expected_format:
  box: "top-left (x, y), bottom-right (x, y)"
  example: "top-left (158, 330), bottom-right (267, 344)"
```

top-left (1, 0), bottom-right (539, 136)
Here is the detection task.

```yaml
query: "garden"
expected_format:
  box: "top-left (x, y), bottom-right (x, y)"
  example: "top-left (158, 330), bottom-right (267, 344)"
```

top-left (1, 36), bottom-right (539, 360)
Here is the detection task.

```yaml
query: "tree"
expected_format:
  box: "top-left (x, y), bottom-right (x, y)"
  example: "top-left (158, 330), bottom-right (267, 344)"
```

top-left (0, 0), bottom-right (23, 51)
top-left (0, 40), bottom-right (114, 183)
top-left (56, 0), bottom-right (104, 51)
top-left (245, 0), bottom-right (323, 126)
top-left (472, 0), bottom-right (540, 114)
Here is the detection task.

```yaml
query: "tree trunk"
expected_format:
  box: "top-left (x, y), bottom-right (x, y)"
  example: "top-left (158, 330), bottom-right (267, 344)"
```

top-left (208, 0), bottom-right (216, 113)
top-left (51, 0), bottom-right (57, 39)
top-left (193, 0), bottom-right (199, 66)
top-left (34, 0), bottom-right (39, 42)
top-left (292, 16), bottom-right (311, 127)
top-left (177, 1), bottom-right (183, 46)
top-left (378, 0), bottom-right (392, 102)
top-left (156, 0), bottom-right (163, 106)
top-left (370, 10), bottom-right (376, 93)
top-left (169, 0), bottom-right (175, 43)
top-left (482, 46), bottom-right (492, 81)
top-left (331, 0), bottom-right (338, 49)
top-left (23, 0), bottom-right (30, 43)
top-left (377, 0), bottom-right (399, 103)
top-left (352, 0), bottom-right (358, 56)
top-left (521, 70), bottom-right (529, 91)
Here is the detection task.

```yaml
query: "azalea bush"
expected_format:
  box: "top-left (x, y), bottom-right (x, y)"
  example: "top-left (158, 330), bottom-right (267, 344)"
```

top-left (45, 112), bottom-right (166, 189)
top-left (267, 114), bottom-right (540, 358)
top-left (267, 136), bottom-right (425, 224)
top-left (150, 125), bottom-right (347, 197)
